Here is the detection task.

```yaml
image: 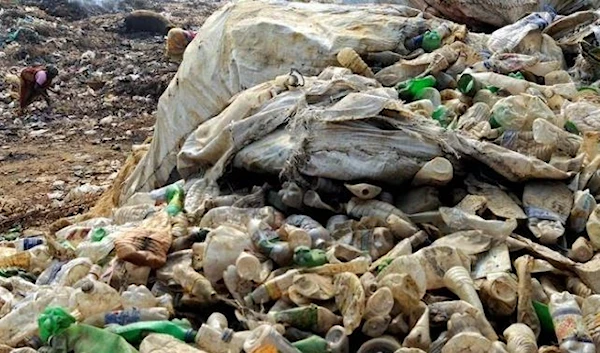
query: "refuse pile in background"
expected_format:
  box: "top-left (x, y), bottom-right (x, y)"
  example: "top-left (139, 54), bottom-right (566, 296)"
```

top-left (6, 1), bottom-right (600, 353)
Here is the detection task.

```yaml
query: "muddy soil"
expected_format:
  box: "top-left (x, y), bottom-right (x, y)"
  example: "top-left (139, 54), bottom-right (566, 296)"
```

top-left (0, 0), bottom-right (221, 232)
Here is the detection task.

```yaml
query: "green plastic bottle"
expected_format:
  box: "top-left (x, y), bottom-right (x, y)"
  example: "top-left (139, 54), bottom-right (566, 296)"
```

top-left (49, 324), bottom-right (139, 353)
top-left (396, 75), bottom-right (437, 101)
top-left (165, 184), bottom-right (184, 216)
top-left (293, 246), bottom-right (328, 267)
top-left (292, 335), bottom-right (330, 353)
top-left (432, 106), bottom-right (456, 128)
top-left (39, 306), bottom-right (139, 353)
top-left (457, 74), bottom-right (483, 97)
top-left (422, 30), bottom-right (441, 52)
top-left (106, 320), bottom-right (197, 345)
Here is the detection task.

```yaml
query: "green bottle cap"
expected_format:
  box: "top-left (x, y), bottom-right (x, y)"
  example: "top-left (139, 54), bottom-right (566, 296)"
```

top-left (508, 72), bottom-right (525, 80)
top-left (38, 306), bottom-right (76, 344)
top-left (489, 115), bottom-right (501, 129)
top-left (294, 246), bottom-right (328, 267)
top-left (422, 30), bottom-right (441, 52)
top-left (91, 228), bottom-right (107, 242)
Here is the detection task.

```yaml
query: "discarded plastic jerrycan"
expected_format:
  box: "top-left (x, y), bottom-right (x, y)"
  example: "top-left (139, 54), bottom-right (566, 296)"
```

top-left (412, 157), bottom-right (453, 187)
top-left (243, 324), bottom-right (301, 353)
top-left (106, 320), bottom-right (197, 345)
top-left (83, 307), bottom-right (170, 327)
top-left (357, 336), bottom-right (401, 353)
top-left (70, 279), bottom-right (122, 320)
top-left (549, 292), bottom-right (596, 353)
top-left (172, 264), bottom-right (216, 304)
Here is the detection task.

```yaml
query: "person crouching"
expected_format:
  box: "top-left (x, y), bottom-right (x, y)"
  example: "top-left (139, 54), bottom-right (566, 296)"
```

top-left (165, 28), bottom-right (197, 63)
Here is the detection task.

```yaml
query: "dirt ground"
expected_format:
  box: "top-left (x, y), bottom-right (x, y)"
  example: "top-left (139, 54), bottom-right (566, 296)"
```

top-left (0, 0), bottom-right (221, 232)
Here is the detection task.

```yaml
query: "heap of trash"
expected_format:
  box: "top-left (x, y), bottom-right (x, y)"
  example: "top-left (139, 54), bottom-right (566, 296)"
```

top-left (6, 0), bottom-right (600, 352)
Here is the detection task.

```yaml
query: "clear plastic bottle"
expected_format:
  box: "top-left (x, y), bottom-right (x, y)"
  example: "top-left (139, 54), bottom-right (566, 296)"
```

top-left (121, 284), bottom-right (174, 314)
top-left (549, 291), bottom-right (596, 353)
top-left (70, 279), bottom-right (122, 320)
top-left (83, 307), bottom-right (170, 327)
top-left (243, 324), bottom-right (301, 353)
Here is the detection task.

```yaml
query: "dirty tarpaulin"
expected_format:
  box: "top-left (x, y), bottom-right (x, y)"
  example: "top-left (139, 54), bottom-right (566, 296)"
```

top-left (119, 0), bottom-right (458, 204)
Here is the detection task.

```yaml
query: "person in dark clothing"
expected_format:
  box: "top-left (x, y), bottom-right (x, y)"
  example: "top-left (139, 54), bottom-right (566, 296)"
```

top-left (19, 65), bottom-right (59, 114)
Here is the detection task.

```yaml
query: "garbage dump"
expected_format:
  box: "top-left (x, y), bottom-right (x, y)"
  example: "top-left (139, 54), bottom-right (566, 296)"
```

top-left (6, 0), bottom-right (600, 352)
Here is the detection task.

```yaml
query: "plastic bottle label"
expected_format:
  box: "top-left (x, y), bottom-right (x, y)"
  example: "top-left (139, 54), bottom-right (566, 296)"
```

top-left (22, 237), bottom-right (44, 250)
top-left (105, 308), bottom-right (142, 325)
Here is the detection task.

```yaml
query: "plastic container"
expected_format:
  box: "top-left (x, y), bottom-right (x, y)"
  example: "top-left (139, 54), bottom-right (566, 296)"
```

top-left (549, 291), bottom-right (595, 353)
top-left (243, 324), bottom-right (301, 353)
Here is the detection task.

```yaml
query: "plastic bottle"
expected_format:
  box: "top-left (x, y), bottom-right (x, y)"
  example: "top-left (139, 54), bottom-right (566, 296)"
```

top-left (52, 257), bottom-right (93, 287)
top-left (121, 284), bottom-right (174, 313)
top-left (165, 184), bottom-right (185, 216)
top-left (292, 335), bottom-right (329, 353)
top-left (326, 325), bottom-right (349, 353)
top-left (195, 313), bottom-right (251, 353)
top-left (396, 75), bottom-right (437, 101)
top-left (285, 215), bottom-right (331, 247)
top-left (293, 246), bottom-right (328, 267)
top-left (70, 279), bottom-right (122, 320)
top-left (271, 303), bottom-right (342, 334)
top-left (586, 205), bottom-right (600, 249)
top-left (0, 286), bottom-right (74, 346)
top-left (417, 87), bottom-right (441, 107)
top-left (356, 336), bottom-right (401, 353)
top-left (569, 190), bottom-right (597, 233)
top-left (49, 323), bottom-right (138, 353)
top-left (0, 244), bottom-right (52, 272)
top-left (251, 228), bottom-right (293, 266)
top-left (83, 307), bottom-right (170, 327)
top-left (11, 237), bottom-right (45, 251)
top-left (172, 265), bottom-right (216, 304)
top-left (170, 229), bottom-right (208, 252)
top-left (75, 232), bottom-right (117, 264)
top-left (412, 157), bottom-right (453, 187)
top-left (106, 320), bottom-right (197, 345)
top-left (549, 292), bottom-right (595, 353)
top-left (457, 74), bottom-right (484, 97)
top-left (243, 324), bottom-right (301, 353)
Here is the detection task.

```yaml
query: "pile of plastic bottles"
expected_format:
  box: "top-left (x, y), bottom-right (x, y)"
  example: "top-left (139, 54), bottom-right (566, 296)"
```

top-left (6, 5), bottom-right (600, 353)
